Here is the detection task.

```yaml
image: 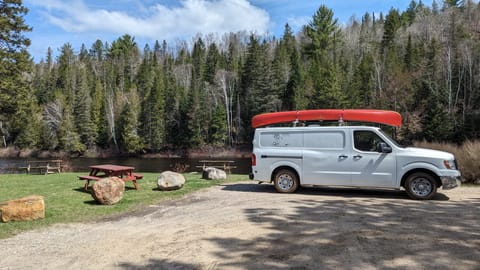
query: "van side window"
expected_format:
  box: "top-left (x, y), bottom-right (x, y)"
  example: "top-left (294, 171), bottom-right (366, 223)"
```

top-left (304, 131), bottom-right (345, 149)
top-left (354, 131), bottom-right (387, 152)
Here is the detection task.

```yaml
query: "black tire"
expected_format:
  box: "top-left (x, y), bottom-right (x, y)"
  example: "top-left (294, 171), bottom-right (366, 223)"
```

top-left (404, 172), bottom-right (437, 200)
top-left (274, 169), bottom-right (299, 193)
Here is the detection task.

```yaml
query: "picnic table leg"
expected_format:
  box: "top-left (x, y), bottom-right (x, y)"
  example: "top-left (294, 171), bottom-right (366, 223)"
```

top-left (84, 180), bottom-right (90, 190)
top-left (133, 180), bottom-right (139, 190)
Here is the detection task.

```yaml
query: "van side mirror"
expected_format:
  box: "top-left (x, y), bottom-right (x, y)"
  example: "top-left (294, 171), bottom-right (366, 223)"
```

top-left (378, 142), bottom-right (392, 153)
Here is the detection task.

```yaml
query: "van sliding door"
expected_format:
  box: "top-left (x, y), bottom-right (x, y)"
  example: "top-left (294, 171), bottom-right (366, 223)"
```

top-left (302, 130), bottom-right (352, 186)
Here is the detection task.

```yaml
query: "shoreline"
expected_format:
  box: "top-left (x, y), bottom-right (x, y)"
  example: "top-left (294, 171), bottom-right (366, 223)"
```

top-left (0, 146), bottom-right (252, 160)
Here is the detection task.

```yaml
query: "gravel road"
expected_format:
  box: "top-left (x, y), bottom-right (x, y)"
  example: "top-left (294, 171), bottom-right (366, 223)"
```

top-left (0, 182), bottom-right (479, 270)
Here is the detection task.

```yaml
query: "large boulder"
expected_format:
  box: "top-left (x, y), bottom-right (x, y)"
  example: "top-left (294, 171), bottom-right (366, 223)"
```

top-left (157, 171), bottom-right (185, 191)
top-left (0, 195), bottom-right (45, 223)
top-left (91, 177), bottom-right (125, 205)
top-left (202, 167), bottom-right (227, 180)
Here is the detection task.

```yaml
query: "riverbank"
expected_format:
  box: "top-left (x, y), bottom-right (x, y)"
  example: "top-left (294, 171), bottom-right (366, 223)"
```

top-left (0, 145), bottom-right (252, 160)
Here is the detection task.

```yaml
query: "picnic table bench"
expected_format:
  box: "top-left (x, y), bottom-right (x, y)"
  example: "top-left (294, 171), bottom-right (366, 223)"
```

top-left (196, 160), bottom-right (236, 174)
top-left (18, 160), bottom-right (63, 175)
top-left (78, 164), bottom-right (143, 190)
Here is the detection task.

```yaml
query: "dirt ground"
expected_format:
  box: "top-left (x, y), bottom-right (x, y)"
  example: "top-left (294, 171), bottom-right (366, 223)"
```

top-left (0, 182), bottom-right (479, 270)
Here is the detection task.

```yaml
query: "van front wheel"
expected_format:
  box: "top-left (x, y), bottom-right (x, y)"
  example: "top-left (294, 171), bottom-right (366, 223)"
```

top-left (405, 172), bottom-right (437, 200)
top-left (274, 169), bottom-right (299, 193)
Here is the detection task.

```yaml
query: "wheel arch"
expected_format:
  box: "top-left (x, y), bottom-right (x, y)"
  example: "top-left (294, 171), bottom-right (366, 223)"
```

top-left (401, 168), bottom-right (441, 188)
top-left (271, 166), bottom-right (301, 184)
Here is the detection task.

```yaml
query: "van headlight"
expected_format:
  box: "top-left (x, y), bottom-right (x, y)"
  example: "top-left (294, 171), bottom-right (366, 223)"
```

top-left (443, 160), bottom-right (457, 170)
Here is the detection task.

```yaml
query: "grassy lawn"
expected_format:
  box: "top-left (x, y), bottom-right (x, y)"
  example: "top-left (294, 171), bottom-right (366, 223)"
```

top-left (0, 172), bottom-right (248, 239)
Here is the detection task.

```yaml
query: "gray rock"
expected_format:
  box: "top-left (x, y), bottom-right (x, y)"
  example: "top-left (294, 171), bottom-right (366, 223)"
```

top-left (157, 171), bottom-right (185, 191)
top-left (202, 167), bottom-right (227, 180)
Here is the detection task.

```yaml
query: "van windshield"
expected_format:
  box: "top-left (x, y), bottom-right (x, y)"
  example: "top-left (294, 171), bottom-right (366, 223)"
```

top-left (379, 129), bottom-right (404, 148)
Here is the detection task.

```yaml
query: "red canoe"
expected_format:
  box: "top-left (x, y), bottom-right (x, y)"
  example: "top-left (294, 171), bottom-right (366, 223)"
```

top-left (252, 109), bottom-right (402, 128)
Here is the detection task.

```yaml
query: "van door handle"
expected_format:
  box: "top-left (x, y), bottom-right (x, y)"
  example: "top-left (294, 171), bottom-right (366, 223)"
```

top-left (339, 154), bottom-right (348, 159)
top-left (353, 155), bottom-right (362, 159)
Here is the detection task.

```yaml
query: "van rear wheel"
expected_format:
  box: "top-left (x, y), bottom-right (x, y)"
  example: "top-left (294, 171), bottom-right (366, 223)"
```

top-left (405, 172), bottom-right (437, 200)
top-left (274, 169), bottom-right (299, 193)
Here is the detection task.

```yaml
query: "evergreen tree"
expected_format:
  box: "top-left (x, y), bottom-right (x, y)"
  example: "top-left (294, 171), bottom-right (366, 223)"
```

top-left (148, 72), bottom-right (166, 151)
top-left (118, 86), bottom-right (143, 153)
top-left (422, 94), bottom-right (454, 141)
top-left (303, 5), bottom-right (346, 108)
top-left (237, 34), bottom-right (272, 141)
top-left (209, 105), bottom-right (227, 146)
top-left (402, 0), bottom-right (419, 25)
top-left (59, 102), bottom-right (85, 153)
top-left (90, 39), bottom-right (105, 62)
top-left (274, 24), bottom-right (297, 111)
top-left (0, 0), bottom-right (34, 146)
top-left (382, 9), bottom-right (402, 52)
top-left (404, 35), bottom-right (417, 71)
top-left (73, 66), bottom-right (96, 148)
top-left (289, 48), bottom-right (307, 110)
top-left (56, 43), bottom-right (76, 105)
top-left (350, 53), bottom-right (375, 107)
top-left (34, 47), bottom-right (55, 104)
top-left (205, 42), bottom-right (220, 84)
top-left (187, 38), bottom-right (208, 146)
top-left (12, 93), bottom-right (41, 148)
top-left (91, 79), bottom-right (105, 146)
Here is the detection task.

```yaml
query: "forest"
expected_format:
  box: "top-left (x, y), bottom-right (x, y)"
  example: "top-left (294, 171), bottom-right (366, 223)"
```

top-left (1, 0), bottom-right (480, 155)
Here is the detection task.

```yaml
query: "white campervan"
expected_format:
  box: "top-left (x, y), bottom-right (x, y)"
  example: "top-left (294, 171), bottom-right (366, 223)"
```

top-left (250, 125), bottom-right (461, 200)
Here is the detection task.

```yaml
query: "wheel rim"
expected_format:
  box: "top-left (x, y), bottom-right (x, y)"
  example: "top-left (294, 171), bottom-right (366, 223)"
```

top-left (277, 173), bottom-right (294, 191)
top-left (411, 177), bottom-right (432, 197)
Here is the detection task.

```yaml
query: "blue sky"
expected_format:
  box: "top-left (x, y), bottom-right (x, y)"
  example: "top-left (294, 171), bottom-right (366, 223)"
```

top-left (23, 0), bottom-right (434, 62)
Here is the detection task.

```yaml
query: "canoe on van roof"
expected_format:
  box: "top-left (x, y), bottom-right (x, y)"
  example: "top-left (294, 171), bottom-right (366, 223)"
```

top-left (252, 109), bottom-right (402, 128)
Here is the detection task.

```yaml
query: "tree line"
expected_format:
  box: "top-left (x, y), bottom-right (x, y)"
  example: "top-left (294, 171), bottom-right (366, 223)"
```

top-left (1, 0), bottom-right (480, 155)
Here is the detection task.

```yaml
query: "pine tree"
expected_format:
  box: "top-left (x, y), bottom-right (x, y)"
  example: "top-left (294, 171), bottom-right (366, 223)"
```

top-left (0, 0), bottom-right (35, 147)
top-left (91, 79), bottom-right (104, 146)
top-left (118, 86), bottom-right (143, 153)
top-left (290, 48), bottom-right (307, 110)
top-left (187, 38), bottom-right (208, 146)
top-left (59, 102), bottom-right (85, 153)
top-left (274, 24), bottom-right (297, 111)
top-left (56, 43), bottom-right (76, 105)
top-left (73, 66), bottom-right (96, 148)
top-left (148, 72), bottom-right (166, 151)
top-left (350, 53), bottom-right (375, 107)
top-left (239, 34), bottom-right (266, 140)
top-left (422, 94), bottom-right (454, 141)
top-left (209, 105), bottom-right (227, 146)
top-left (382, 9), bottom-right (401, 52)
top-left (303, 5), bottom-right (345, 108)
top-left (205, 42), bottom-right (220, 84)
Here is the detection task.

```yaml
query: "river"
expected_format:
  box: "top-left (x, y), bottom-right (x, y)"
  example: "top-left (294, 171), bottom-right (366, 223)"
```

top-left (0, 157), bottom-right (252, 174)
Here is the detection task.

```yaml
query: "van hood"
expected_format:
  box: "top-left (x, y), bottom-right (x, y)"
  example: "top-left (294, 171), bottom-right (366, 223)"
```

top-left (400, 147), bottom-right (454, 160)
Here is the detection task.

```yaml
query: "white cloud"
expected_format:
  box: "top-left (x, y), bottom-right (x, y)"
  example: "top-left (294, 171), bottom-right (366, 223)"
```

top-left (30, 0), bottom-right (270, 40)
top-left (286, 15), bottom-right (310, 32)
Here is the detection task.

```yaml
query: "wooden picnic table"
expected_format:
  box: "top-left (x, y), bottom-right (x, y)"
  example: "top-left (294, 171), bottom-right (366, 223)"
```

top-left (18, 160), bottom-right (63, 175)
top-left (78, 164), bottom-right (143, 190)
top-left (196, 160), bottom-right (236, 174)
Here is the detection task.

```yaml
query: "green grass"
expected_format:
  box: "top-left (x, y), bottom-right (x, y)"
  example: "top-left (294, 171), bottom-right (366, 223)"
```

top-left (0, 172), bottom-right (247, 239)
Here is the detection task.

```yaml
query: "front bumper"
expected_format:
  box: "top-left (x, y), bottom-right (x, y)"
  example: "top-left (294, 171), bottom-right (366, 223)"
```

top-left (440, 176), bottom-right (462, 190)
